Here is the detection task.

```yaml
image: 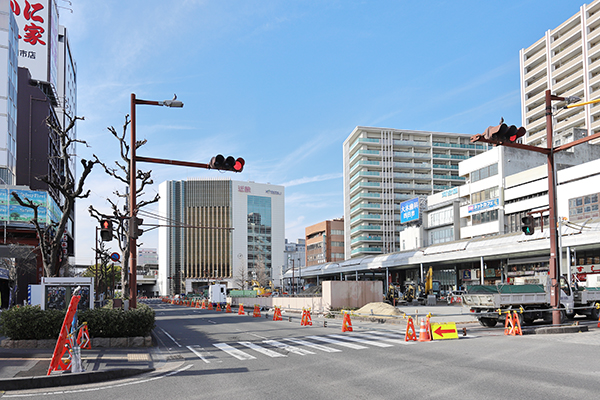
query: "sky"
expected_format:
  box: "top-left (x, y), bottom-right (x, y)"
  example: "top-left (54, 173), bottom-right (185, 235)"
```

top-left (57, 0), bottom-right (590, 265)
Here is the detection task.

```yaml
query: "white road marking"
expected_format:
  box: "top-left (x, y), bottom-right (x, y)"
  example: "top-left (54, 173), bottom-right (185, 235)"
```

top-left (285, 338), bottom-right (342, 353)
top-left (238, 341), bottom-right (287, 358)
top-left (263, 340), bottom-right (315, 355)
top-left (159, 327), bottom-right (181, 347)
top-left (328, 334), bottom-right (394, 347)
top-left (186, 345), bottom-right (210, 363)
top-left (213, 343), bottom-right (256, 360)
top-left (306, 335), bottom-right (367, 350)
top-left (352, 332), bottom-right (409, 345)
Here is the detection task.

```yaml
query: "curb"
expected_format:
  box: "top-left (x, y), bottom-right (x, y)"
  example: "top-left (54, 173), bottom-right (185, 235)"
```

top-left (0, 367), bottom-right (154, 391)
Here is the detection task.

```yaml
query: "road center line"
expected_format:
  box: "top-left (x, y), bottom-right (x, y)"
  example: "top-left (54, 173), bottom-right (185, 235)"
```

top-left (159, 327), bottom-right (181, 347)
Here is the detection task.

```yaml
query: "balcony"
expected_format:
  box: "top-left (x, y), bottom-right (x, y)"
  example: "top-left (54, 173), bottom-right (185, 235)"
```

top-left (432, 154), bottom-right (470, 160)
top-left (351, 246), bottom-right (383, 256)
top-left (351, 224), bottom-right (382, 234)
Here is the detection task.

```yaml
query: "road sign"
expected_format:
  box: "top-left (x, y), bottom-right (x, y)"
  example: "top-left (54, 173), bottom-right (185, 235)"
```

top-left (431, 322), bottom-right (459, 340)
top-left (110, 252), bottom-right (120, 262)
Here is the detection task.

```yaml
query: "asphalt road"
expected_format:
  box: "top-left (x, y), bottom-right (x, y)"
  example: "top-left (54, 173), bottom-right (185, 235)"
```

top-left (4, 301), bottom-right (600, 399)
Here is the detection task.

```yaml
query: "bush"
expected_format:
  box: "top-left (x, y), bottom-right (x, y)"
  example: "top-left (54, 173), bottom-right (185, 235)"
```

top-left (0, 303), bottom-right (155, 340)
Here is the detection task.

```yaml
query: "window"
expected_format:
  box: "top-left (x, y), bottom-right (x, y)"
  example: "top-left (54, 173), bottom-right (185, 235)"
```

top-left (472, 209), bottom-right (498, 226)
top-left (472, 186), bottom-right (499, 204)
top-left (471, 163), bottom-right (498, 183)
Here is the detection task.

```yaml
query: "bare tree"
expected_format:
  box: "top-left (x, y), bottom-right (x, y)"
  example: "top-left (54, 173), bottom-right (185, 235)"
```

top-left (233, 256), bottom-right (249, 290)
top-left (12, 116), bottom-right (99, 277)
top-left (88, 115), bottom-right (159, 299)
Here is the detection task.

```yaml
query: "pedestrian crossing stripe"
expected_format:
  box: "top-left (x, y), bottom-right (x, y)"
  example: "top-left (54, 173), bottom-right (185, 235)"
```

top-left (203, 332), bottom-right (413, 362)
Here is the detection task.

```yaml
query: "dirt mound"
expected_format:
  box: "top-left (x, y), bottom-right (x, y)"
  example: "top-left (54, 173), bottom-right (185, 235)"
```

top-left (355, 302), bottom-right (403, 316)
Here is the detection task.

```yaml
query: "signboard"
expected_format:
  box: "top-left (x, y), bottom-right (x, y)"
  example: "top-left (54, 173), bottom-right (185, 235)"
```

top-left (110, 252), bottom-right (120, 262)
top-left (0, 188), bottom-right (64, 230)
top-left (431, 322), bottom-right (459, 340)
top-left (11, 0), bottom-right (58, 92)
top-left (400, 198), bottom-right (419, 224)
top-left (468, 198), bottom-right (499, 214)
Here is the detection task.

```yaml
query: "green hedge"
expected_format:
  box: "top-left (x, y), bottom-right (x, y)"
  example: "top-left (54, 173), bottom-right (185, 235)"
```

top-left (0, 304), bottom-right (155, 340)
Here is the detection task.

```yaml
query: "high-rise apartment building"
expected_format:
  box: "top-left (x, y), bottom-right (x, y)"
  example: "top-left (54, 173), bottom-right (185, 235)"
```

top-left (158, 178), bottom-right (285, 295)
top-left (305, 218), bottom-right (344, 267)
top-left (343, 126), bottom-right (488, 259)
top-left (0, 1), bottom-right (18, 185)
top-left (520, 0), bottom-right (600, 147)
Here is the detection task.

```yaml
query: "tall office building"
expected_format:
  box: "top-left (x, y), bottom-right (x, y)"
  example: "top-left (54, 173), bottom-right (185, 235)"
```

top-left (343, 126), bottom-right (487, 259)
top-left (520, 0), bottom-right (600, 147)
top-left (158, 178), bottom-right (285, 295)
top-left (0, 1), bottom-right (18, 185)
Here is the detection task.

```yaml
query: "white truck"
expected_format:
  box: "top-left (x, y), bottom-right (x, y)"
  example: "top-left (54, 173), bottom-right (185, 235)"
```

top-left (208, 283), bottom-right (227, 305)
top-left (462, 276), bottom-right (576, 327)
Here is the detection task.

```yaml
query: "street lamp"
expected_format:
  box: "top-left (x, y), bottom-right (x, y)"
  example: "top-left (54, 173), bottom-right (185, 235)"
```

top-left (129, 93), bottom-right (183, 308)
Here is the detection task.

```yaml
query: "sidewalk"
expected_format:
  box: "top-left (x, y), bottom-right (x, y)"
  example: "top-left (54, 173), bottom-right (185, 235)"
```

top-left (0, 346), bottom-right (158, 391)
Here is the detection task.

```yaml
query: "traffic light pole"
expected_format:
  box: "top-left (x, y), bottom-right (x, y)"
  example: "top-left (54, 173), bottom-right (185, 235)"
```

top-left (472, 89), bottom-right (600, 325)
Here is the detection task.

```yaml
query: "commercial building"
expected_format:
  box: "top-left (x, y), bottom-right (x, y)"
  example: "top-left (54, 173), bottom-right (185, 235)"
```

top-left (305, 218), bottom-right (344, 267)
top-left (284, 238), bottom-right (305, 290)
top-left (294, 152), bottom-right (600, 293)
top-left (158, 178), bottom-right (285, 296)
top-left (343, 126), bottom-right (488, 259)
top-left (519, 0), bottom-right (600, 146)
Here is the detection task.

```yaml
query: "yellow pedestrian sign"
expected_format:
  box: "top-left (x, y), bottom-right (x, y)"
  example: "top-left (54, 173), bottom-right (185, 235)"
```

top-left (431, 322), bottom-right (459, 340)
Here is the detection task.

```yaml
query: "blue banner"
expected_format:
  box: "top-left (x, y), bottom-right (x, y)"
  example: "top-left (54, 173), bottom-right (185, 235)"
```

top-left (400, 197), bottom-right (420, 224)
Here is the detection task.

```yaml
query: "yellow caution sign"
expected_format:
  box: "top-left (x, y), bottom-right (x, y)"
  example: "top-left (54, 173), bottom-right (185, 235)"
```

top-left (431, 322), bottom-right (459, 340)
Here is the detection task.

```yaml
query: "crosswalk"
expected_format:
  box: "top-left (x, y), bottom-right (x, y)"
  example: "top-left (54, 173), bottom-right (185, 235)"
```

top-left (185, 331), bottom-right (424, 363)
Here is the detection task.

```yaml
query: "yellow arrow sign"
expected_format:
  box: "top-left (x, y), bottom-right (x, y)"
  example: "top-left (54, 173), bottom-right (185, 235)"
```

top-left (431, 322), bottom-right (459, 340)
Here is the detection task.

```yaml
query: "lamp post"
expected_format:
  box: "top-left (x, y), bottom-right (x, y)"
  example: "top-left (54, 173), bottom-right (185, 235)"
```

top-left (129, 93), bottom-right (183, 308)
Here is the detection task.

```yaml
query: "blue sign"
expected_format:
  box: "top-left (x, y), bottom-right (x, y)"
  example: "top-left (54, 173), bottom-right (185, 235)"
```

top-left (110, 252), bottom-right (120, 262)
top-left (468, 198), bottom-right (499, 214)
top-left (400, 198), bottom-right (420, 224)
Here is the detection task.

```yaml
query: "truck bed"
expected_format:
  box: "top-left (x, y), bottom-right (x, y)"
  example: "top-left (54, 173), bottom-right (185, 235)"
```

top-left (463, 284), bottom-right (548, 308)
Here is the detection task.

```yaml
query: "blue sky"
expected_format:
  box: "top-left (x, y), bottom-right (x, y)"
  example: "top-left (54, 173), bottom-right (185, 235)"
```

top-left (60, 0), bottom-right (588, 265)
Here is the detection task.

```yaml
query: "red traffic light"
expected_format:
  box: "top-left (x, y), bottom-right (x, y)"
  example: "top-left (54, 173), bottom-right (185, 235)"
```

top-left (102, 220), bottom-right (110, 229)
top-left (472, 121), bottom-right (526, 144)
top-left (233, 158), bottom-right (245, 172)
top-left (100, 219), bottom-right (113, 241)
top-left (209, 154), bottom-right (244, 173)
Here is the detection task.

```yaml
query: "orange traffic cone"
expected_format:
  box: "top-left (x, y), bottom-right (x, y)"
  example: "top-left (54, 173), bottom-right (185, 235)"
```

top-left (253, 304), bottom-right (261, 317)
top-left (216, 303), bottom-right (222, 312)
top-left (273, 306), bottom-right (282, 321)
top-left (405, 317), bottom-right (417, 341)
top-left (208, 302), bottom-right (213, 310)
top-left (201, 300), bottom-right (207, 309)
top-left (418, 318), bottom-right (431, 342)
top-left (342, 311), bottom-right (353, 332)
top-left (238, 304), bottom-right (245, 315)
top-left (226, 303), bottom-right (232, 313)
top-left (195, 301), bottom-right (201, 308)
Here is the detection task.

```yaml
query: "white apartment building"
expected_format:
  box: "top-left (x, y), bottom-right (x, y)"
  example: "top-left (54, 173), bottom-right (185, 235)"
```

top-left (158, 178), bottom-right (285, 296)
top-left (0, 1), bottom-right (18, 185)
top-left (520, 0), bottom-right (600, 147)
top-left (343, 126), bottom-right (488, 259)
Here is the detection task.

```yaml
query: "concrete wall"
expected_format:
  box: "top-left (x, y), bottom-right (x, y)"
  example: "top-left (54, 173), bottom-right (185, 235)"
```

top-left (228, 280), bottom-right (383, 313)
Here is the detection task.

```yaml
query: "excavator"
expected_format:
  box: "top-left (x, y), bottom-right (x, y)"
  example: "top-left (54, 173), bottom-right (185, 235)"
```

top-left (251, 280), bottom-right (273, 297)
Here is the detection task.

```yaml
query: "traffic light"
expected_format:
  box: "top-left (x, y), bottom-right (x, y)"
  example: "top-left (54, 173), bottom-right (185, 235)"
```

top-left (130, 217), bottom-right (144, 239)
top-left (471, 120), bottom-right (527, 144)
top-left (521, 215), bottom-right (534, 236)
top-left (209, 154), bottom-right (245, 172)
top-left (483, 123), bottom-right (526, 143)
top-left (100, 219), bottom-right (113, 241)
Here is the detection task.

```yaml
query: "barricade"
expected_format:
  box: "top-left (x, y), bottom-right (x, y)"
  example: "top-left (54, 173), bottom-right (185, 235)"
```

top-left (273, 306), bottom-right (282, 321)
top-left (405, 317), bottom-right (417, 341)
top-left (216, 303), bottom-right (222, 312)
top-left (208, 302), bottom-right (213, 310)
top-left (238, 304), bottom-right (245, 315)
top-left (301, 308), bottom-right (313, 326)
top-left (201, 300), bottom-right (207, 309)
top-left (226, 303), bottom-right (232, 313)
top-left (504, 311), bottom-right (522, 336)
top-left (76, 323), bottom-right (91, 350)
top-left (342, 311), bottom-right (353, 332)
top-left (253, 304), bottom-right (261, 318)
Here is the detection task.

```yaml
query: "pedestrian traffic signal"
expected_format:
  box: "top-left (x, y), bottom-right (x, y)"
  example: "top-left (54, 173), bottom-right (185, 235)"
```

top-left (209, 154), bottom-right (245, 172)
top-left (521, 215), bottom-right (534, 236)
top-left (100, 219), bottom-right (113, 241)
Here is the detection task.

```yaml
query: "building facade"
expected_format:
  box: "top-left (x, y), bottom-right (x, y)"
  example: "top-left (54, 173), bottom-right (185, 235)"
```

top-left (305, 218), bottom-right (344, 267)
top-left (0, 1), bottom-right (18, 185)
top-left (343, 126), bottom-right (488, 259)
top-left (519, 0), bottom-right (600, 147)
top-left (158, 178), bottom-right (285, 295)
